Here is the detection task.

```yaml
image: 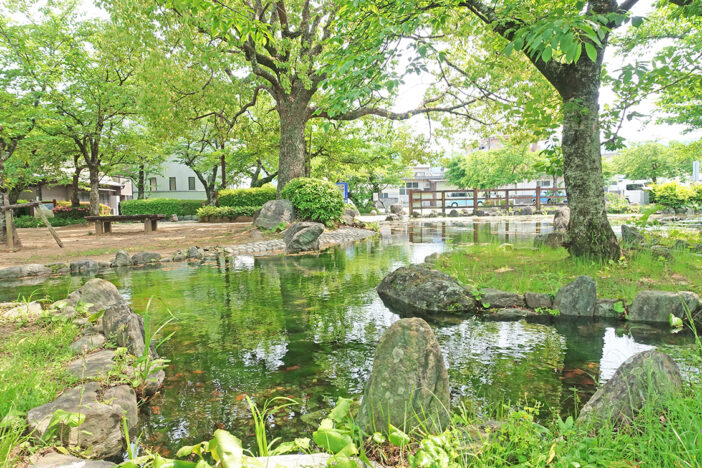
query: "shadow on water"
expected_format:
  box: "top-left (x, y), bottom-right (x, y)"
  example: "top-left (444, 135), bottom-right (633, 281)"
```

top-left (0, 219), bottom-right (694, 454)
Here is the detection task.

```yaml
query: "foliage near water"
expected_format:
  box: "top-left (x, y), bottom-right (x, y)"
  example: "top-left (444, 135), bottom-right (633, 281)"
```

top-left (437, 240), bottom-right (701, 302)
top-left (280, 178), bottom-right (345, 226)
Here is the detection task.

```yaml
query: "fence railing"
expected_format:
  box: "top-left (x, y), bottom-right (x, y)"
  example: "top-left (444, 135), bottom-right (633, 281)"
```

top-left (408, 187), bottom-right (567, 215)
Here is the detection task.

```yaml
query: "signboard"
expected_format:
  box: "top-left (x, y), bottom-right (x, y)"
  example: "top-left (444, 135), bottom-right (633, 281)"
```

top-left (336, 182), bottom-right (349, 201)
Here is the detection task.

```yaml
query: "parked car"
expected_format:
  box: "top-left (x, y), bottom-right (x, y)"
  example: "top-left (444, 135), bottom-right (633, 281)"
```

top-left (531, 189), bottom-right (567, 205)
top-left (444, 191), bottom-right (484, 208)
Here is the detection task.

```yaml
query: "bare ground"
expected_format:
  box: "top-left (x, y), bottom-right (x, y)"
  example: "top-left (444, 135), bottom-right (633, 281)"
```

top-left (0, 221), bottom-right (265, 268)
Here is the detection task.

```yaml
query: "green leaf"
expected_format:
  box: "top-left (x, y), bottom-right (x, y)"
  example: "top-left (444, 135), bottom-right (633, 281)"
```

top-left (212, 430), bottom-right (242, 468)
top-left (585, 43), bottom-right (597, 62)
top-left (388, 424), bottom-right (410, 447)
top-left (541, 47), bottom-right (552, 63)
top-left (329, 397), bottom-right (353, 423)
top-left (313, 427), bottom-right (355, 455)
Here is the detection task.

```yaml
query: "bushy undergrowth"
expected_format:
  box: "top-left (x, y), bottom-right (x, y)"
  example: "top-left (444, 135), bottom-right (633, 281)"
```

top-left (650, 182), bottom-right (701, 210)
top-left (604, 192), bottom-right (633, 213)
top-left (196, 205), bottom-right (258, 220)
top-left (280, 178), bottom-right (344, 226)
top-left (13, 216), bottom-right (87, 228)
top-left (120, 198), bottom-right (206, 217)
top-left (218, 186), bottom-right (276, 208)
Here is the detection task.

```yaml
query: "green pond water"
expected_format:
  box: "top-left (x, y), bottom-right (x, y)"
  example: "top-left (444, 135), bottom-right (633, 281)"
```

top-left (0, 220), bottom-right (695, 456)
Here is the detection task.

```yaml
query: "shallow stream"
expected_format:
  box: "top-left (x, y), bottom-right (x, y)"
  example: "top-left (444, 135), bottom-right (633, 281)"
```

top-left (0, 219), bottom-right (694, 455)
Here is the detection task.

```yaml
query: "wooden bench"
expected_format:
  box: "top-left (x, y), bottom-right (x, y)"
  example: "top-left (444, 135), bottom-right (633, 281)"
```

top-left (85, 215), bottom-right (166, 235)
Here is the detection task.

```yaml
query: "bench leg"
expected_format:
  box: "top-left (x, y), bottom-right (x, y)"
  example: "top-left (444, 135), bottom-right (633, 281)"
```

top-left (151, 219), bottom-right (158, 231)
top-left (104, 221), bottom-right (112, 233)
top-left (95, 221), bottom-right (103, 235)
top-left (144, 219), bottom-right (153, 233)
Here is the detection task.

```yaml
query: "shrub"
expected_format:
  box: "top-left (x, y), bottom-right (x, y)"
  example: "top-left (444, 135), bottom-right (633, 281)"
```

top-left (14, 216), bottom-right (86, 228)
top-left (196, 205), bottom-right (258, 220)
top-left (649, 182), bottom-right (693, 209)
top-left (120, 198), bottom-right (206, 217)
top-left (218, 186), bottom-right (276, 208)
top-left (605, 192), bottom-right (631, 214)
top-left (53, 201), bottom-right (111, 217)
top-left (280, 178), bottom-right (344, 225)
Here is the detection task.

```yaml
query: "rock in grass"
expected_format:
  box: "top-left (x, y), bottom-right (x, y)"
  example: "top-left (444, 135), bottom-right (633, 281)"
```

top-left (27, 382), bottom-right (137, 459)
top-left (70, 259), bottom-right (99, 274)
top-left (31, 452), bottom-right (116, 468)
top-left (578, 350), bottom-right (683, 426)
top-left (479, 288), bottom-right (525, 309)
top-left (70, 334), bottom-right (106, 353)
top-left (111, 250), bottom-right (131, 267)
top-left (524, 292), bottom-right (553, 310)
top-left (66, 350), bottom-right (116, 379)
top-left (377, 264), bottom-right (478, 316)
top-left (628, 290), bottom-right (700, 323)
top-left (254, 199), bottom-right (296, 230)
top-left (131, 252), bottom-right (161, 265)
top-left (553, 276), bottom-right (596, 317)
top-left (65, 278), bottom-right (125, 314)
top-left (595, 299), bottom-right (626, 319)
top-left (102, 302), bottom-right (146, 356)
top-left (621, 225), bottom-right (644, 246)
top-left (553, 207), bottom-right (570, 231)
top-left (284, 222), bottom-right (324, 253)
top-left (357, 318), bottom-right (449, 434)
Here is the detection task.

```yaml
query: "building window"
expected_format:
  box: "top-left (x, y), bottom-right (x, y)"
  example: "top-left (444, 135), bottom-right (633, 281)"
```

top-left (149, 178), bottom-right (157, 191)
top-left (539, 180), bottom-right (552, 188)
top-left (188, 177), bottom-right (196, 191)
top-left (380, 193), bottom-right (390, 199)
top-left (169, 177), bottom-right (177, 191)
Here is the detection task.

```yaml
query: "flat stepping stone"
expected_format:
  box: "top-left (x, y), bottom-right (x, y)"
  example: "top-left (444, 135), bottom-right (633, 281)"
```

top-left (1, 301), bottom-right (42, 320)
top-left (70, 334), bottom-right (106, 353)
top-left (31, 452), bottom-right (116, 467)
top-left (66, 349), bottom-right (115, 378)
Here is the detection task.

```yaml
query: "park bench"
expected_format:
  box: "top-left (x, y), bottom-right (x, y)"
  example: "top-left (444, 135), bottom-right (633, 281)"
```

top-left (85, 214), bottom-right (166, 235)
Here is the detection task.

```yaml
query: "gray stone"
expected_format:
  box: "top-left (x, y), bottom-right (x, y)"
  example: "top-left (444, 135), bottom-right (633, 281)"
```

top-left (31, 453), bottom-right (116, 468)
top-left (370, 210), bottom-right (378, 216)
top-left (65, 278), bottom-right (125, 314)
top-left (621, 225), bottom-right (644, 246)
top-left (672, 239), bottom-right (690, 250)
top-left (342, 208), bottom-right (357, 225)
top-left (254, 199), bottom-right (296, 230)
top-left (377, 264), bottom-right (478, 316)
top-left (172, 250), bottom-right (187, 262)
top-left (487, 308), bottom-right (531, 321)
top-left (284, 222), bottom-right (324, 253)
top-left (553, 276), bottom-right (597, 317)
top-left (70, 259), bottom-right (99, 274)
top-left (98, 262), bottom-right (111, 271)
top-left (131, 252), bottom-right (161, 265)
top-left (649, 245), bottom-right (672, 260)
top-left (0, 264), bottom-right (51, 280)
top-left (385, 213), bottom-right (401, 221)
top-left (595, 299), bottom-right (626, 319)
top-left (2, 301), bottom-right (42, 320)
top-left (473, 209), bottom-right (486, 216)
top-left (66, 350), bottom-right (115, 378)
top-left (578, 350), bottom-right (683, 426)
top-left (448, 209), bottom-right (459, 217)
top-left (524, 292), bottom-right (553, 310)
top-left (479, 288), bottom-right (525, 309)
top-left (46, 262), bottom-right (70, 274)
top-left (519, 206), bottom-right (535, 216)
top-left (628, 290), bottom-right (699, 323)
top-left (424, 252), bottom-right (441, 265)
top-left (553, 206), bottom-right (570, 232)
top-left (357, 318), bottom-right (449, 434)
top-left (102, 302), bottom-right (146, 356)
top-left (535, 231), bottom-right (567, 249)
top-left (70, 334), bottom-right (106, 353)
top-left (142, 368), bottom-right (166, 397)
top-left (187, 246), bottom-right (204, 259)
top-left (170, 214), bottom-right (178, 222)
top-left (27, 382), bottom-right (137, 459)
top-left (390, 204), bottom-right (404, 215)
top-left (111, 250), bottom-right (131, 267)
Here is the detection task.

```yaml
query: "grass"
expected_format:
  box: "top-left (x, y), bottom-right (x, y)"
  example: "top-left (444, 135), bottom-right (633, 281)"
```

top-left (436, 241), bottom-right (701, 302)
top-left (0, 316), bottom-right (81, 466)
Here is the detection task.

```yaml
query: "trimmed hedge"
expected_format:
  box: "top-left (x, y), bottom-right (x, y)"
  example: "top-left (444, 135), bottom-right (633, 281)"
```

top-left (120, 198), bottom-right (206, 217)
top-left (218, 186), bottom-right (276, 208)
top-left (14, 216), bottom-right (87, 228)
top-left (280, 178), bottom-right (345, 226)
top-left (196, 205), bottom-right (258, 221)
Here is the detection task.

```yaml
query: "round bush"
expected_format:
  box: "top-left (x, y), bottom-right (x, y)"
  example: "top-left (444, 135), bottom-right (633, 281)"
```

top-left (280, 178), bottom-right (345, 226)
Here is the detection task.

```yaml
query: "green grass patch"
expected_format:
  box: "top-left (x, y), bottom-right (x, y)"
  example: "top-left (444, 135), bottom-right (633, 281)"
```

top-left (436, 242), bottom-right (701, 302)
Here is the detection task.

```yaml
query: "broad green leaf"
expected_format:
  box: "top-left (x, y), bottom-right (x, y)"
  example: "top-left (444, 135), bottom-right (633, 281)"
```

top-left (213, 429), bottom-right (243, 468)
top-left (388, 424), bottom-right (410, 447)
top-left (585, 42), bottom-right (597, 62)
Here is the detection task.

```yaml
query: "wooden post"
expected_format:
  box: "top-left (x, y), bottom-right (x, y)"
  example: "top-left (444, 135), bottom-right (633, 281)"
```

top-left (505, 189), bottom-right (510, 210)
top-left (536, 186), bottom-right (542, 211)
top-left (441, 191), bottom-right (445, 216)
top-left (3, 193), bottom-right (13, 250)
top-left (473, 189), bottom-right (478, 212)
top-left (35, 204), bottom-right (64, 248)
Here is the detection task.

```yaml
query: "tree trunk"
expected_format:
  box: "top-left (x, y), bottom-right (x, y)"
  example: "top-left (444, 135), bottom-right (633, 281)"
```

top-left (88, 165), bottom-right (101, 216)
top-left (561, 86), bottom-right (620, 260)
top-left (137, 165), bottom-right (146, 199)
top-left (277, 101), bottom-right (309, 194)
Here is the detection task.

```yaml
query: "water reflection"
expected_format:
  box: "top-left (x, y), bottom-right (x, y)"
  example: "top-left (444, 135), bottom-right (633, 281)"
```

top-left (0, 221), bottom-right (694, 454)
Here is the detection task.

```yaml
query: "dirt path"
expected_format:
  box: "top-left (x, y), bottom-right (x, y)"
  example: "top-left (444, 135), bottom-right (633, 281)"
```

top-left (0, 221), bottom-right (263, 268)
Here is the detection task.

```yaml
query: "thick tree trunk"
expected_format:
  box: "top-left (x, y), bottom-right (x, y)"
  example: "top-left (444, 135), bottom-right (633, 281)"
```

top-left (277, 102), bottom-right (309, 194)
top-left (137, 165), bottom-right (146, 199)
top-left (88, 165), bottom-right (101, 216)
top-left (561, 87), bottom-right (620, 260)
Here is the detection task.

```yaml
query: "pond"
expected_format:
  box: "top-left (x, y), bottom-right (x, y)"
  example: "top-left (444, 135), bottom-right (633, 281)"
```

top-left (0, 219), bottom-right (694, 456)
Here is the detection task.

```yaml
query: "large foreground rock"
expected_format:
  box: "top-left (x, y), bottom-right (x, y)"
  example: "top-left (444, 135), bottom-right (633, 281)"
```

top-left (66, 350), bottom-right (115, 378)
top-left (553, 276), bottom-right (596, 317)
top-left (377, 264), bottom-right (478, 316)
top-left (357, 318), bottom-right (450, 434)
top-left (102, 302), bottom-right (146, 355)
top-left (578, 350), bottom-right (683, 426)
top-left (284, 222), bottom-right (324, 253)
top-left (27, 383), bottom-right (137, 459)
top-left (628, 290), bottom-right (700, 323)
top-left (553, 206), bottom-right (570, 231)
top-left (31, 453), bottom-right (115, 468)
top-left (255, 199), bottom-right (296, 230)
top-left (65, 278), bottom-right (125, 314)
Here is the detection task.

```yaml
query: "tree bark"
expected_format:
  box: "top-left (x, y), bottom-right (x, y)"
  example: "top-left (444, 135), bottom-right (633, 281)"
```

top-left (277, 100), bottom-right (309, 195)
top-left (137, 165), bottom-right (146, 199)
top-left (71, 159), bottom-right (82, 207)
top-left (560, 80), bottom-right (620, 260)
top-left (88, 165), bottom-right (101, 216)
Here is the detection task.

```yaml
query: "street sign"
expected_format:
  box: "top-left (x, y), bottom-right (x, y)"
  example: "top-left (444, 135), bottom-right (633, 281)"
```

top-left (336, 182), bottom-right (349, 200)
